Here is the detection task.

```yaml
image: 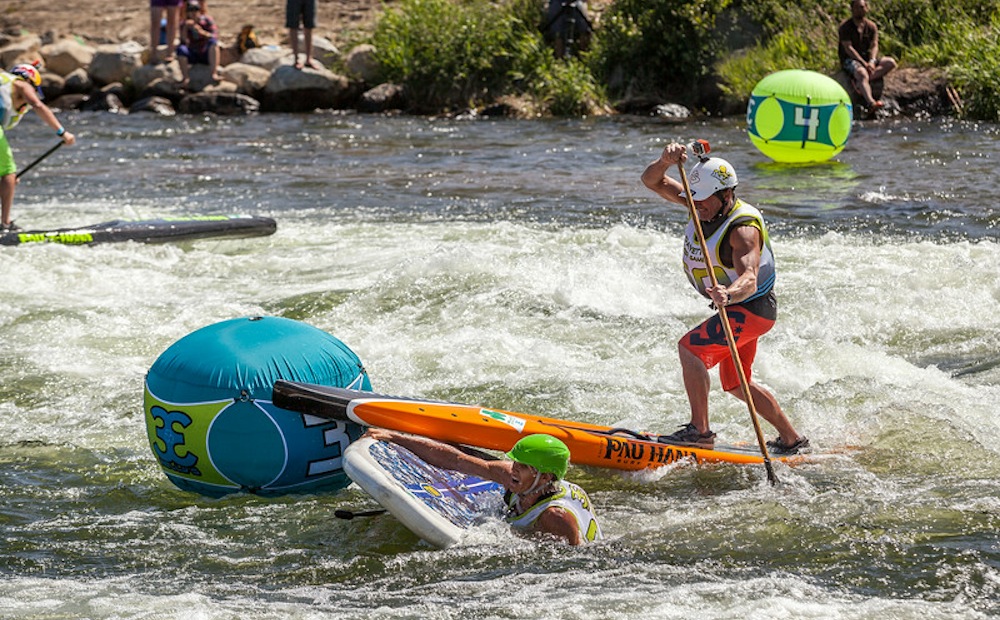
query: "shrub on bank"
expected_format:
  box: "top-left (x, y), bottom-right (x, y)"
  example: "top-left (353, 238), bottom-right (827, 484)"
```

top-left (714, 0), bottom-right (844, 106)
top-left (716, 0), bottom-right (999, 120)
top-left (365, 0), bottom-right (999, 119)
top-left (903, 14), bottom-right (1000, 121)
top-left (370, 0), bottom-right (604, 115)
top-left (587, 0), bottom-right (734, 104)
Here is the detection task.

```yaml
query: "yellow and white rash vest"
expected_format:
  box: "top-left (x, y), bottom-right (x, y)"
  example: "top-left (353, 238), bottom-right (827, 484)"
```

top-left (0, 72), bottom-right (28, 130)
top-left (506, 480), bottom-right (602, 543)
top-left (682, 199), bottom-right (776, 303)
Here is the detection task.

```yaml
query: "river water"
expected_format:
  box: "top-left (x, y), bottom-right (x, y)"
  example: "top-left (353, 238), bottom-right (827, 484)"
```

top-left (1, 111), bottom-right (998, 619)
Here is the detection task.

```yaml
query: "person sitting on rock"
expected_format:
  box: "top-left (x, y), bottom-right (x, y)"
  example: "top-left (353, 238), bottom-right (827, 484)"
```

top-left (838, 0), bottom-right (897, 113)
top-left (177, 0), bottom-right (221, 86)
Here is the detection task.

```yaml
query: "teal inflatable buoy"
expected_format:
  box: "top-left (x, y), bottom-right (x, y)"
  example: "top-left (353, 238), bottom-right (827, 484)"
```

top-left (144, 316), bottom-right (370, 497)
top-left (746, 69), bottom-right (853, 163)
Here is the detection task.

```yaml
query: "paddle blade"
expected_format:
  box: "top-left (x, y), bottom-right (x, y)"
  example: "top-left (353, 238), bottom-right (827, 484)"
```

top-left (271, 380), bottom-right (354, 421)
top-left (334, 508), bottom-right (387, 520)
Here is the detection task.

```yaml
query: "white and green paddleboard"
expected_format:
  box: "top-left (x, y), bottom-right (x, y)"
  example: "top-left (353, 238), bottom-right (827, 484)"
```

top-left (343, 438), bottom-right (504, 548)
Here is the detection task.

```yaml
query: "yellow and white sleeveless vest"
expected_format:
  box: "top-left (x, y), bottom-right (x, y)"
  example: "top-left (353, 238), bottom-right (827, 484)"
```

top-left (506, 480), bottom-right (602, 542)
top-left (682, 199), bottom-right (776, 303)
top-left (0, 72), bottom-right (28, 130)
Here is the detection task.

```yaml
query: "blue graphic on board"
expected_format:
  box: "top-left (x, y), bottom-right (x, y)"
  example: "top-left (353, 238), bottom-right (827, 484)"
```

top-left (370, 441), bottom-right (504, 528)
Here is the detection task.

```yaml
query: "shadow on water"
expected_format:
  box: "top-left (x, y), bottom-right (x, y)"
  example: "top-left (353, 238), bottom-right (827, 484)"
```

top-left (750, 159), bottom-right (862, 213)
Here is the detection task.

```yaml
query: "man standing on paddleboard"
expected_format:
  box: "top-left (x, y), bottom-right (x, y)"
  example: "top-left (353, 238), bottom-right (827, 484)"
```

top-left (1, 64), bottom-right (76, 232)
top-left (641, 143), bottom-right (809, 455)
top-left (365, 429), bottom-right (602, 545)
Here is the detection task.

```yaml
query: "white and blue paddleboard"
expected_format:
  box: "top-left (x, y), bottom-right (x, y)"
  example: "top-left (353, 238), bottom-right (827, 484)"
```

top-left (342, 438), bottom-right (504, 548)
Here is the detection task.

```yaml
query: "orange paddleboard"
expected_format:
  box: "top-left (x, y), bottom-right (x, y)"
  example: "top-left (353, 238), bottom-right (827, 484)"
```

top-left (271, 381), bottom-right (802, 471)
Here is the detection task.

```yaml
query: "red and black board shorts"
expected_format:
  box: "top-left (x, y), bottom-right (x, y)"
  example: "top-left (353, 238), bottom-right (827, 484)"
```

top-left (679, 306), bottom-right (775, 392)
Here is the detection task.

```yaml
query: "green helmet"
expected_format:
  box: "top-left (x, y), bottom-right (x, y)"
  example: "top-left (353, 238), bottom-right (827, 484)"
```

top-left (506, 434), bottom-right (570, 479)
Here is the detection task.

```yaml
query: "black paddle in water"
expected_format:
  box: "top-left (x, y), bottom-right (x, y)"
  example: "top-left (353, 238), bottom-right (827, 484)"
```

top-left (334, 508), bottom-right (387, 520)
top-left (16, 141), bottom-right (64, 179)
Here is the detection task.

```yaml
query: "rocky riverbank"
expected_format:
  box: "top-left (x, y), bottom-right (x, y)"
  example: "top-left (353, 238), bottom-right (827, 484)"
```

top-left (0, 28), bottom-right (395, 117)
top-left (1, 9), bottom-right (958, 119)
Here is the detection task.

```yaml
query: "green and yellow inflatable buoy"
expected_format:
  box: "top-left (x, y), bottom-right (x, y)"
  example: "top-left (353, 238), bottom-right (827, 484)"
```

top-left (746, 69), bottom-right (853, 163)
top-left (144, 316), bottom-right (370, 497)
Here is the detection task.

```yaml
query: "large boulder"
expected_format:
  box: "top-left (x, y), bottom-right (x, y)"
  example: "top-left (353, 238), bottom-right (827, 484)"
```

top-left (221, 62), bottom-right (271, 97)
top-left (79, 91), bottom-right (126, 114)
top-left (89, 42), bottom-right (145, 86)
top-left (654, 103), bottom-right (692, 123)
top-left (131, 62), bottom-right (183, 92)
top-left (41, 38), bottom-right (96, 76)
top-left (130, 96), bottom-right (176, 116)
top-left (262, 65), bottom-right (352, 112)
top-left (39, 72), bottom-right (66, 101)
top-left (345, 44), bottom-right (379, 84)
top-left (0, 34), bottom-right (43, 67)
top-left (882, 67), bottom-right (954, 116)
top-left (239, 46), bottom-right (288, 71)
top-left (63, 68), bottom-right (94, 94)
top-left (135, 78), bottom-right (185, 105)
top-left (178, 92), bottom-right (261, 116)
top-left (310, 36), bottom-right (340, 67)
top-left (183, 64), bottom-right (231, 93)
top-left (359, 82), bottom-right (406, 113)
top-left (47, 93), bottom-right (89, 111)
top-left (282, 34), bottom-right (340, 68)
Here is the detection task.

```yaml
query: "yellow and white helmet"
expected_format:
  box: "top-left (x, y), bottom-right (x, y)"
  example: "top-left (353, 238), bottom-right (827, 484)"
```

top-left (681, 157), bottom-right (738, 201)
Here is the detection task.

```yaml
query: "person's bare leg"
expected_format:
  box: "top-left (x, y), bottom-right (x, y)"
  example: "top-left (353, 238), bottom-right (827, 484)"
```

top-left (871, 57), bottom-right (897, 82)
top-left (209, 45), bottom-right (221, 81)
top-left (679, 344), bottom-right (711, 434)
top-left (854, 71), bottom-right (877, 107)
top-left (726, 382), bottom-right (801, 445)
top-left (178, 56), bottom-right (191, 86)
top-left (289, 27), bottom-right (301, 68)
top-left (304, 28), bottom-right (313, 68)
top-left (164, 5), bottom-right (179, 60)
top-left (150, 8), bottom-right (162, 62)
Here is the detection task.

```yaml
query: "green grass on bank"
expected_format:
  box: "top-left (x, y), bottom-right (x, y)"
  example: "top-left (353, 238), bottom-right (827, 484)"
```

top-left (370, 0), bottom-right (604, 115)
top-left (365, 0), bottom-right (1000, 120)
